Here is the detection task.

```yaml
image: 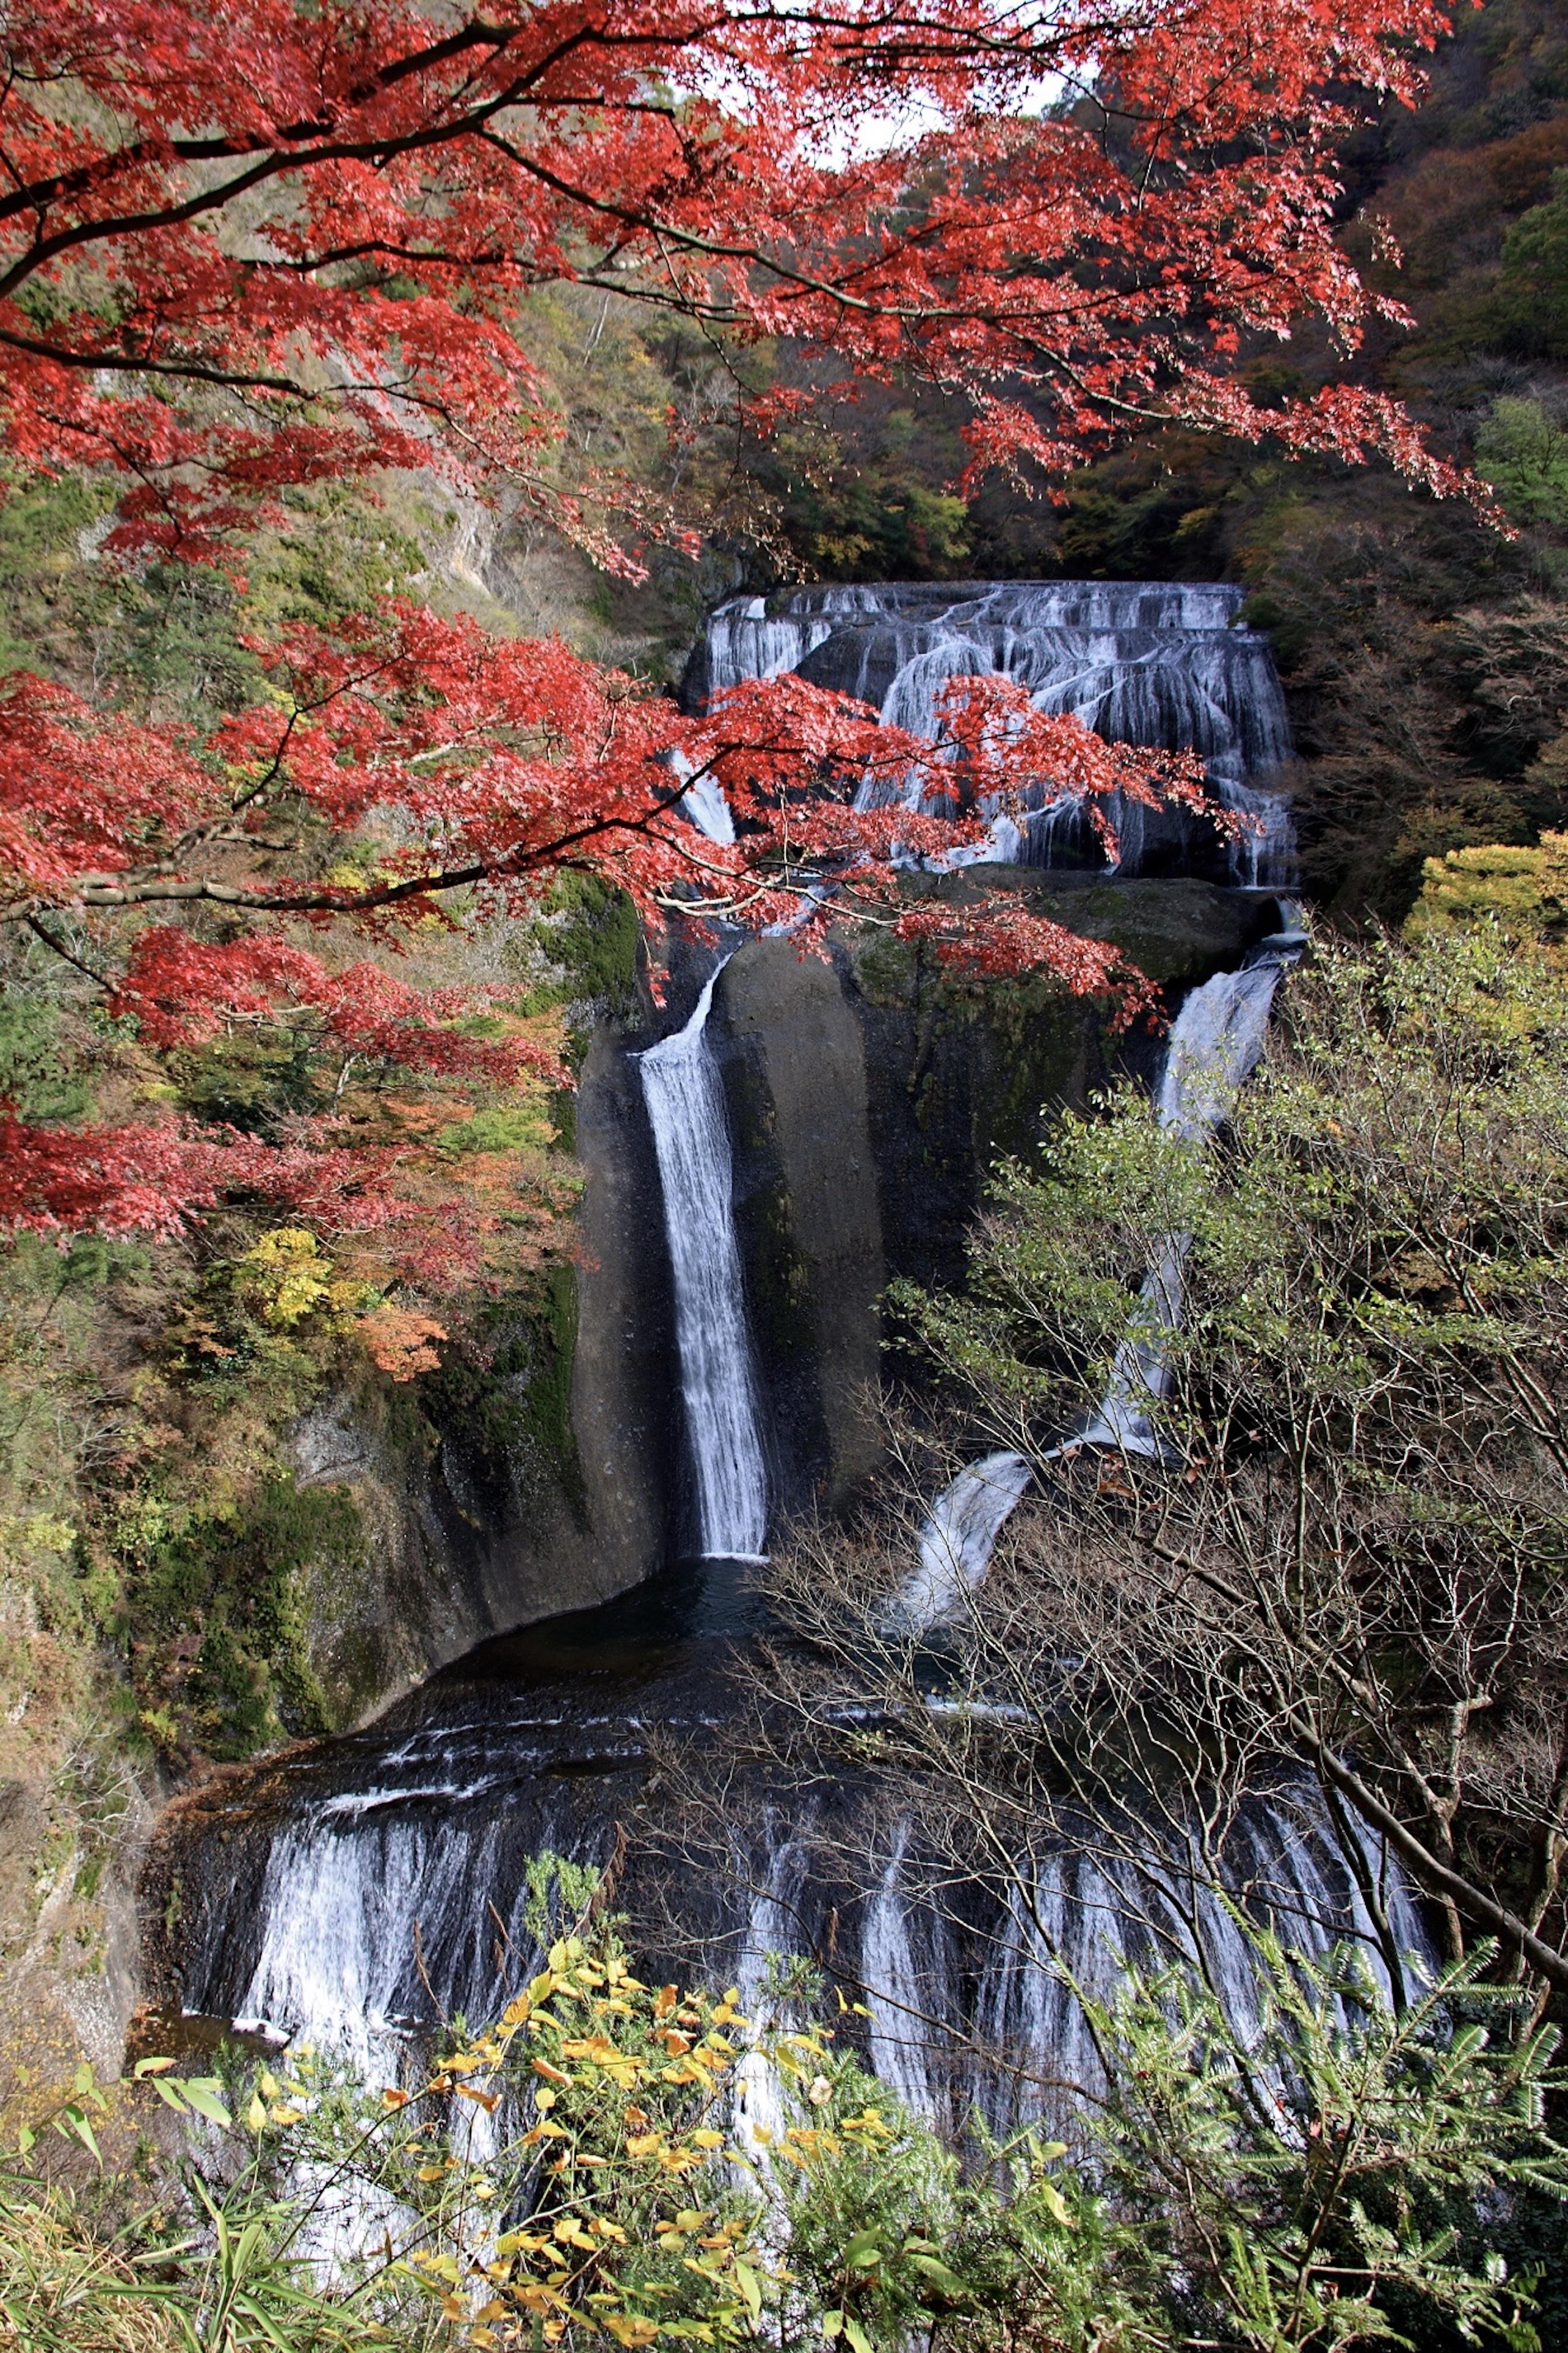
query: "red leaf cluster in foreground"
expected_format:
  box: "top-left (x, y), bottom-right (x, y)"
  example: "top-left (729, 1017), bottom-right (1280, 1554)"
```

top-left (0, 0), bottom-right (1468, 561)
top-left (0, 0), bottom-right (1478, 1256)
top-left (0, 1117), bottom-right (401, 1245)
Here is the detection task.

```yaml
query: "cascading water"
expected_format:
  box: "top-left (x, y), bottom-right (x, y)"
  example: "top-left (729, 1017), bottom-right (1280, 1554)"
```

top-left (885, 1452), bottom-right (1034, 1636)
top-left (888, 915), bottom-right (1306, 1619)
top-left (168, 1609), bottom-right (1430, 2139)
top-left (684, 580), bottom-right (1295, 884)
top-left (1079, 917), bottom-right (1305, 1457)
top-left (159, 577), bottom-right (1433, 2141)
top-left (638, 964), bottom-right (769, 1563)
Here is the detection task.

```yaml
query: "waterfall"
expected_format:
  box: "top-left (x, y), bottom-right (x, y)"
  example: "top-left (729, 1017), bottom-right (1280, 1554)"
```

top-left (892, 919), bottom-right (1307, 1618)
top-left (686, 580), bottom-right (1295, 883)
top-left (172, 1672), bottom-right (1434, 2143)
top-left (1081, 922), bottom-right (1304, 1455)
top-left (884, 1451), bottom-right (1033, 1635)
top-left (162, 579), bottom-right (1418, 2146)
top-left (638, 965), bottom-right (769, 1562)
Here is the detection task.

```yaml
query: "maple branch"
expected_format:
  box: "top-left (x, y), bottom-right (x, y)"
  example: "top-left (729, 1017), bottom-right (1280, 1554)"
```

top-left (23, 913), bottom-right (110, 987)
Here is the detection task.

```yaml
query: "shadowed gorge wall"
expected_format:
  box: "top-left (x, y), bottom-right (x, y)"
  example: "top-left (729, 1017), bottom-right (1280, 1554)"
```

top-left (715, 941), bottom-right (885, 1513)
top-left (283, 1027), bottom-right (678, 1727)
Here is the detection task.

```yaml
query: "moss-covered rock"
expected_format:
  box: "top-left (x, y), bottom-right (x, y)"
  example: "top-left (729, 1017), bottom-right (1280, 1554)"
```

top-left (119, 1472), bottom-right (364, 1760)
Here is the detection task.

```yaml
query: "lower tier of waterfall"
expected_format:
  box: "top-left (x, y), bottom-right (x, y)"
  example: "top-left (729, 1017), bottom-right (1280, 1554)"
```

top-left (160, 1561), bottom-right (1432, 2137)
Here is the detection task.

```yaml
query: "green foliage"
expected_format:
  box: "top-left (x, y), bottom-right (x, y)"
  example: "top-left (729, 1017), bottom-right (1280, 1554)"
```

top-left (1476, 400), bottom-right (1568, 531)
top-left (239, 481), bottom-right (429, 636)
top-left (0, 1905), bottom-right (1123, 2353)
top-left (439, 1104), bottom-right (556, 1155)
top-left (514, 872), bottom-right (642, 1033)
top-left (116, 563), bottom-right (262, 725)
top-left (900, 922), bottom-right (1568, 1482)
top-left (0, 989), bottom-right (90, 1122)
top-left (1081, 1925), bottom-right (1565, 2353)
top-left (114, 1472), bottom-right (363, 1759)
top-left (167, 1028), bottom-right (323, 1132)
top-left (418, 1265), bottom-right (583, 1507)
top-left (769, 435), bottom-right (971, 579)
top-left (1498, 171), bottom-right (1568, 358)
top-left (0, 469), bottom-right (117, 677)
top-left (164, 1234), bottom-right (360, 1407)
top-left (770, 2038), bottom-right (1123, 2353)
top-left (4, 1903), bottom-right (1560, 2353)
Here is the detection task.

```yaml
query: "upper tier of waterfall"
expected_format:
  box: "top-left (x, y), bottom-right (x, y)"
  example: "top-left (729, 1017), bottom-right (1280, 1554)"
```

top-left (684, 579), bottom-right (1295, 885)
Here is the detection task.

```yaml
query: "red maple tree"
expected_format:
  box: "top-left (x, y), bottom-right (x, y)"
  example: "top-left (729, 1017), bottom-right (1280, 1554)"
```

top-left (0, 0), bottom-right (1468, 1248)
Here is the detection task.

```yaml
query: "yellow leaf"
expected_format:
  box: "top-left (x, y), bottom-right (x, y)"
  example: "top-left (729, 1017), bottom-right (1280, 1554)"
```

top-left (1037, 2180), bottom-right (1075, 2229)
top-left (604, 2317), bottom-right (660, 2347)
top-left (245, 2096), bottom-right (267, 2134)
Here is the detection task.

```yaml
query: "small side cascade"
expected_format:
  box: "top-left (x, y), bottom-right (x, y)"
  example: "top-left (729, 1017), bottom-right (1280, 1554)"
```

top-left (1081, 921), bottom-right (1305, 1455)
top-left (895, 917), bottom-right (1307, 1615)
top-left (638, 963), bottom-right (769, 1562)
top-left (884, 1451), bottom-right (1034, 1635)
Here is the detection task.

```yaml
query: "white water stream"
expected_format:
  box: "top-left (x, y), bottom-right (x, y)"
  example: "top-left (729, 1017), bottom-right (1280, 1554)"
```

top-left (638, 964), bottom-right (769, 1561)
top-left (1079, 924), bottom-right (1304, 1456)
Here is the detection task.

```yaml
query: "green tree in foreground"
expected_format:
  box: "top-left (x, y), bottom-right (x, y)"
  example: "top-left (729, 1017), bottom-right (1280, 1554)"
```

top-left (866, 924), bottom-right (1568, 2003)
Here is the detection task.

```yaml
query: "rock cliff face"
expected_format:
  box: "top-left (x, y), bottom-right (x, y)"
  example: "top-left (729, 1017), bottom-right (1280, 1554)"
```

top-left (284, 1026), bottom-right (677, 1729)
top-left (280, 872), bottom-right (1274, 1729)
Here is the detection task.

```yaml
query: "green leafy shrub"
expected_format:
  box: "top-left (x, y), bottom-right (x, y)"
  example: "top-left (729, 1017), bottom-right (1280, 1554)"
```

top-left (1476, 400), bottom-right (1568, 532)
top-left (3, 1887), bottom-right (1560, 2352)
top-left (1497, 171), bottom-right (1568, 358)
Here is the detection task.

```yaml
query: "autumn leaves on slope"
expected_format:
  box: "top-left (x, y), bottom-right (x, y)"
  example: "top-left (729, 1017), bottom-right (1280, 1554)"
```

top-left (0, 0), bottom-right (1493, 1282)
